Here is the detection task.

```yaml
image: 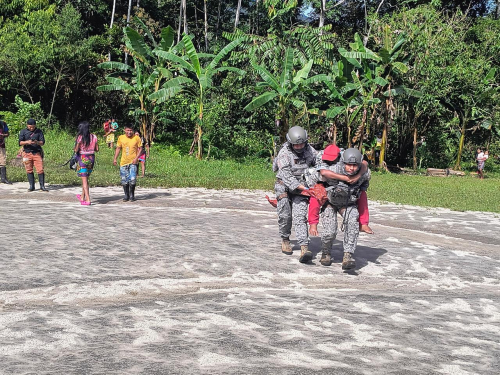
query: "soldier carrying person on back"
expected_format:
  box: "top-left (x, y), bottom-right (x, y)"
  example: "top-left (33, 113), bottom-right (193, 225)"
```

top-left (273, 126), bottom-right (317, 263)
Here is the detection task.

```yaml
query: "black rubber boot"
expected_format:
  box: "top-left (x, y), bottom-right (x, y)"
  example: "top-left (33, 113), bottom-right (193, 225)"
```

top-left (1, 166), bottom-right (12, 184)
top-left (129, 184), bottom-right (136, 201)
top-left (27, 173), bottom-right (35, 191)
top-left (38, 173), bottom-right (49, 191)
top-left (123, 184), bottom-right (130, 201)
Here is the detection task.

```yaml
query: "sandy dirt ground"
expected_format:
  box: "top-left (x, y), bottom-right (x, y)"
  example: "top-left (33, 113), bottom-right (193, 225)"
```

top-left (1, 182), bottom-right (499, 374)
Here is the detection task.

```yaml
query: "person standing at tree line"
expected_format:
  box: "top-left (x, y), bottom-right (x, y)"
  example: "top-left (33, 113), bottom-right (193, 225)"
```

top-left (74, 121), bottom-right (99, 206)
top-left (18, 119), bottom-right (48, 192)
top-left (114, 125), bottom-right (142, 202)
top-left (0, 117), bottom-right (12, 184)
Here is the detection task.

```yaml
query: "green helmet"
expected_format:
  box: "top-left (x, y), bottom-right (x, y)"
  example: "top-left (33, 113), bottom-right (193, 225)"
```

top-left (286, 126), bottom-right (308, 145)
top-left (342, 148), bottom-right (362, 165)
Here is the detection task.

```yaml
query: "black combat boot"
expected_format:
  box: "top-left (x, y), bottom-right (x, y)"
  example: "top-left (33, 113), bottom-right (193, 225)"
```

top-left (27, 173), bottom-right (35, 191)
top-left (129, 184), bottom-right (136, 201)
top-left (38, 173), bottom-right (49, 191)
top-left (1, 166), bottom-right (12, 184)
top-left (123, 184), bottom-right (130, 201)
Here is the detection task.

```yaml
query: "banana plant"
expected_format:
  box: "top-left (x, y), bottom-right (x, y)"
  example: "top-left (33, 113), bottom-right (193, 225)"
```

top-left (244, 47), bottom-right (328, 143)
top-left (97, 19), bottom-right (180, 144)
top-left (150, 34), bottom-right (245, 159)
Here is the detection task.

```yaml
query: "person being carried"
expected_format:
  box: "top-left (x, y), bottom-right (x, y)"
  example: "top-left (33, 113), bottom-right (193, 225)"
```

top-left (317, 148), bottom-right (371, 270)
top-left (114, 125), bottom-right (142, 202)
top-left (18, 119), bottom-right (48, 192)
top-left (0, 118), bottom-right (12, 184)
top-left (273, 126), bottom-right (317, 263)
top-left (135, 131), bottom-right (150, 178)
top-left (307, 144), bottom-right (373, 236)
top-left (74, 121), bottom-right (99, 205)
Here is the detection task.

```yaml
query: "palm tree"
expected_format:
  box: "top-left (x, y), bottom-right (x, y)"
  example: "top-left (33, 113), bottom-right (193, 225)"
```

top-left (244, 48), bottom-right (328, 143)
top-left (98, 21), bottom-right (181, 144)
top-left (150, 34), bottom-right (245, 159)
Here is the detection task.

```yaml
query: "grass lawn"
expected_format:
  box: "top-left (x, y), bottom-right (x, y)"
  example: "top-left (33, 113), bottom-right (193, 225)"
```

top-left (4, 130), bottom-right (499, 213)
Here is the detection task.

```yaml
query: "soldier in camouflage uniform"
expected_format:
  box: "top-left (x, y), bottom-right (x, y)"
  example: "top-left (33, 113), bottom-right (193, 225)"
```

top-left (317, 148), bottom-right (370, 270)
top-left (274, 126), bottom-right (317, 263)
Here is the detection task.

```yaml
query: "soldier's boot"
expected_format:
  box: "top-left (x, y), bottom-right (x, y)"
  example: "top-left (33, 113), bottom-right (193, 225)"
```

top-left (281, 239), bottom-right (293, 255)
top-left (27, 173), bottom-right (35, 192)
top-left (342, 252), bottom-right (356, 270)
top-left (299, 245), bottom-right (313, 264)
top-left (320, 251), bottom-right (332, 266)
top-left (129, 184), bottom-right (136, 202)
top-left (122, 184), bottom-right (130, 201)
top-left (1, 166), bottom-right (12, 184)
top-left (38, 173), bottom-right (49, 191)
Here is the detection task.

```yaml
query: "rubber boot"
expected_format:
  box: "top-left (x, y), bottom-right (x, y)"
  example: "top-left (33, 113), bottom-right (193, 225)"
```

top-left (299, 245), bottom-right (313, 263)
top-left (342, 252), bottom-right (356, 270)
top-left (320, 250), bottom-right (332, 266)
top-left (281, 239), bottom-right (293, 255)
top-left (38, 173), bottom-right (49, 191)
top-left (129, 184), bottom-right (136, 201)
top-left (122, 184), bottom-right (130, 201)
top-left (27, 173), bottom-right (35, 192)
top-left (1, 166), bottom-right (12, 184)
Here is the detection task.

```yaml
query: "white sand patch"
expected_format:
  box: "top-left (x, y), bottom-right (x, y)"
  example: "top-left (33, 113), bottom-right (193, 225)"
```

top-left (415, 299), bottom-right (430, 306)
top-left (385, 237), bottom-right (400, 243)
top-left (437, 364), bottom-right (472, 375)
top-left (390, 313), bottom-right (408, 323)
top-left (403, 347), bottom-right (431, 357)
top-left (1, 329), bottom-right (34, 338)
top-left (316, 343), bottom-right (341, 355)
top-left (433, 299), bottom-right (473, 313)
top-left (277, 329), bottom-right (306, 340)
top-left (199, 352), bottom-right (239, 367)
top-left (451, 347), bottom-right (483, 357)
top-left (451, 250), bottom-right (475, 257)
top-left (358, 261), bottom-right (385, 276)
top-left (272, 349), bottom-right (347, 370)
top-left (446, 321), bottom-right (500, 334)
top-left (353, 302), bottom-right (380, 314)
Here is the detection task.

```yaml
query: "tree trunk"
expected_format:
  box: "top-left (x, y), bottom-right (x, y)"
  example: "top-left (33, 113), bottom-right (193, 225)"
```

top-left (234, 0), bottom-right (242, 30)
top-left (497, 0), bottom-right (500, 19)
top-left (183, 0), bottom-right (188, 35)
top-left (48, 67), bottom-right (64, 128)
top-left (125, 0), bottom-right (133, 64)
top-left (178, 0), bottom-right (183, 42)
top-left (204, 0), bottom-right (209, 51)
top-left (319, 0), bottom-right (326, 32)
top-left (358, 107), bottom-right (367, 151)
top-left (108, 0), bottom-right (117, 61)
top-left (412, 126), bottom-right (417, 170)
top-left (216, 0), bottom-right (221, 40)
top-left (454, 118), bottom-right (467, 170)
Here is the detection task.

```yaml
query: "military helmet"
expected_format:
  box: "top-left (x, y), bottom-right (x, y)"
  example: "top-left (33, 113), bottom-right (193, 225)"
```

top-left (342, 148), bottom-right (363, 165)
top-left (286, 126), bottom-right (308, 145)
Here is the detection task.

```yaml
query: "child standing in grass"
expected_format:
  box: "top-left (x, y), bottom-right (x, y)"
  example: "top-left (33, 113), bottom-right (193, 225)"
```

top-left (477, 148), bottom-right (487, 179)
top-left (135, 131), bottom-right (150, 178)
top-left (74, 121), bottom-right (99, 205)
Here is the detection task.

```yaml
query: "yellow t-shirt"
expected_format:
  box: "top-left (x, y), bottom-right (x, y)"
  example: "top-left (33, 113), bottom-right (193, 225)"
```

top-left (117, 135), bottom-right (142, 166)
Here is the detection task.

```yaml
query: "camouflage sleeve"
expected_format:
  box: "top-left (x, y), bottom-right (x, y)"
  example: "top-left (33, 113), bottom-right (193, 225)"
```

top-left (276, 149), bottom-right (301, 191)
top-left (359, 169), bottom-right (371, 191)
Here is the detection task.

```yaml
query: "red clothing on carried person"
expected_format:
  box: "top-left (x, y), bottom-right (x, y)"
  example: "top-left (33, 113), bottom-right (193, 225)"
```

top-left (308, 190), bottom-right (369, 226)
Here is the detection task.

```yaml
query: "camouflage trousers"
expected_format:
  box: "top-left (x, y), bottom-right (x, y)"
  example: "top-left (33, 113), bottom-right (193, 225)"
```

top-left (275, 181), bottom-right (309, 246)
top-left (321, 205), bottom-right (359, 254)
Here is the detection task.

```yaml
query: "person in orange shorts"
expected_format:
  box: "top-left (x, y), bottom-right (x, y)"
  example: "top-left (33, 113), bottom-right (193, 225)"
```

top-left (18, 119), bottom-right (48, 192)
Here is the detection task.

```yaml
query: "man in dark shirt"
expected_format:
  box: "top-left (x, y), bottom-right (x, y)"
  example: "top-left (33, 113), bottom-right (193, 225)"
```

top-left (19, 119), bottom-right (48, 191)
top-left (0, 118), bottom-right (12, 184)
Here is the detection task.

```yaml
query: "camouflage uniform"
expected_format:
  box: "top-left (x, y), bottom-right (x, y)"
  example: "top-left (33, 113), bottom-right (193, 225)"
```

top-left (274, 143), bottom-right (317, 245)
top-left (316, 158), bottom-right (370, 254)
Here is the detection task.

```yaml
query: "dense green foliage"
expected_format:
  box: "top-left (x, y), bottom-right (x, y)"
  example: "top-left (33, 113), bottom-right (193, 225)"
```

top-left (1, 0), bottom-right (500, 171)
